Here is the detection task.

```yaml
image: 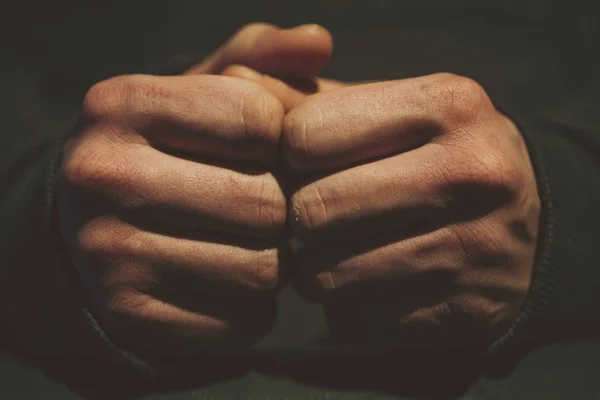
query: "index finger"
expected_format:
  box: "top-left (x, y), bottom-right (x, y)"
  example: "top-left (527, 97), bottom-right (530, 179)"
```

top-left (282, 73), bottom-right (491, 172)
top-left (82, 74), bottom-right (284, 164)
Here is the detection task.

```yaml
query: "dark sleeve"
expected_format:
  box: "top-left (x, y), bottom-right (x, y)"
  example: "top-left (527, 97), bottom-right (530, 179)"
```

top-left (0, 54), bottom-right (210, 378)
top-left (490, 89), bottom-right (600, 353)
top-left (0, 66), bottom-right (156, 380)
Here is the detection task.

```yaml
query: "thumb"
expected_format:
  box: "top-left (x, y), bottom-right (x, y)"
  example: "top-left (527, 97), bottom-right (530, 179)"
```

top-left (221, 65), bottom-right (347, 112)
top-left (185, 23), bottom-right (333, 79)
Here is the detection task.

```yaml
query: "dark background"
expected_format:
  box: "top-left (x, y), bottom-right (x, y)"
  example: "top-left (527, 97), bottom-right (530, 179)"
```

top-left (1, 1), bottom-right (600, 398)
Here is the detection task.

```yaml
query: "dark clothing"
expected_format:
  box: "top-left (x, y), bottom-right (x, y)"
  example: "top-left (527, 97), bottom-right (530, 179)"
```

top-left (1, 0), bottom-right (600, 398)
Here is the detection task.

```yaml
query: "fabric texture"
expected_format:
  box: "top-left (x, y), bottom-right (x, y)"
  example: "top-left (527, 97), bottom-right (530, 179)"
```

top-left (0, 0), bottom-right (599, 396)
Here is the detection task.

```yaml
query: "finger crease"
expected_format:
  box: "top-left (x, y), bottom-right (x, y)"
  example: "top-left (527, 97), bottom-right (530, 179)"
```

top-left (314, 186), bottom-right (329, 224)
top-left (258, 177), bottom-right (266, 226)
top-left (240, 88), bottom-right (251, 140)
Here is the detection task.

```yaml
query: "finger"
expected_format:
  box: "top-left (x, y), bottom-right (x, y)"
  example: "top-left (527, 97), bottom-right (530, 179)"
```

top-left (68, 222), bottom-right (279, 355)
top-left (290, 145), bottom-right (448, 243)
top-left (62, 142), bottom-right (287, 239)
top-left (222, 65), bottom-right (313, 113)
top-left (82, 74), bottom-right (284, 164)
top-left (222, 65), bottom-right (347, 113)
top-left (297, 230), bottom-right (525, 305)
top-left (186, 23), bottom-right (333, 78)
top-left (282, 74), bottom-right (491, 172)
top-left (78, 217), bottom-right (285, 298)
top-left (99, 289), bottom-right (276, 355)
top-left (324, 299), bottom-right (459, 349)
top-left (294, 218), bottom-right (524, 301)
top-left (297, 234), bottom-right (508, 350)
top-left (324, 290), bottom-right (506, 350)
top-left (293, 227), bottom-right (460, 303)
top-left (290, 143), bottom-right (513, 244)
top-left (291, 231), bottom-right (462, 348)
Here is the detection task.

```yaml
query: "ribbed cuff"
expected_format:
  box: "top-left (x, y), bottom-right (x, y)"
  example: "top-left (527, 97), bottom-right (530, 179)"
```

top-left (44, 121), bottom-right (154, 375)
top-left (488, 109), bottom-right (563, 354)
top-left (39, 52), bottom-right (212, 375)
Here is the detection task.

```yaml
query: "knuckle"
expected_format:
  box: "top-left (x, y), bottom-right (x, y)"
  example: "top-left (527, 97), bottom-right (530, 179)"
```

top-left (283, 105), bottom-right (323, 170)
top-left (77, 220), bottom-right (144, 258)
top-left (82, 76), bottom-right (136, 119)
top-left (291, 184), bottom-right (329, 234)
top-left (114, 229), bottom-right (150, 257)
top-left (61, 143), bottom-right (126, 191)
top-left (442, 146), bottom-right (522, 199)
top-left (242, 174), bottom-right (287, 231)
top-left (447, 293), bottom-right (517, 335)
top-left (479, 225), bottom-right (510, 256)
top-left (400, 305), bottom-right (447, 329)
top-left (239, 86), bottom-right (284, 147)
top-left (467, 150), bottom-right (523, 195)
top-left (447, 222), bottom-right (508, 264)
top-left (76, 219), bottom-right (116, 257)
top-left (485, 154), bottom-right (522, 192)
top-left (423, 73), bottom-right (489, 124)
top-left (437, 153), bottom-right (521, 222)
top-left (248, 250), bottom-right (280, 293)
top-left (82, 75), bottom-right (165, 120)
top-left (82, 78), bottom-right (125, 119)
top-left (104, 289), bottom-right (149, 324)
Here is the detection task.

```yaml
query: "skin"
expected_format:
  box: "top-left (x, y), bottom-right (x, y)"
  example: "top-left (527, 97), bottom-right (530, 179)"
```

top-left (58, 23), bottom-right (541, 356)
top-left (186, 23), bottom-right (346, 112)
top-left (57, 23), bottom-right (337, 358)
top-left (219, 24), bottom-right (541, 349)
top-left (282, 76), bottom-right (540, 349)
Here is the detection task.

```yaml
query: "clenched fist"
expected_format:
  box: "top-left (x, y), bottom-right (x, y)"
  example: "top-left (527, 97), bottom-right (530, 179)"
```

top-left (283, 73), bottom-right (541, 349)
top-left (56, 22), bottom-right (336, 357)
top-left (57, 20), bottom-right (542, 357)
top-left (57, 74), bottom-right (288, 356)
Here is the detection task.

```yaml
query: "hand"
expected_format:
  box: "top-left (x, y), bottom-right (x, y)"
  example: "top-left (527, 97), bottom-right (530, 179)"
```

top-left (185, 22), bottom-right (346, 112)
top-left (56, 23), bottom-right (340, 358)
top-left (283, 73), bottom-right (541, 349)
top-left (57, 73), bottom-right (287, 357)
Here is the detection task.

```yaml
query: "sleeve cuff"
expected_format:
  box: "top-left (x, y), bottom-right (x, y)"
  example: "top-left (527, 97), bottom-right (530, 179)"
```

top-left (488, 110), bottom-right (559, 353)
top-left (489, 106), bottom-right (600, 354)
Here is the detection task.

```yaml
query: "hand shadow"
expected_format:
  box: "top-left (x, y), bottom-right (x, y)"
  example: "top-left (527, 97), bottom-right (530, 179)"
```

top-left (252, 348), bottom-right (486, 400)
